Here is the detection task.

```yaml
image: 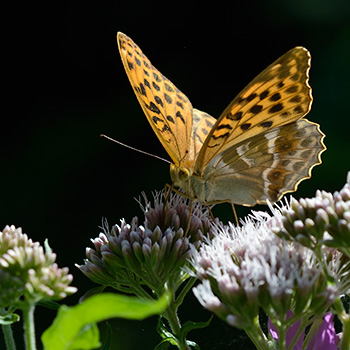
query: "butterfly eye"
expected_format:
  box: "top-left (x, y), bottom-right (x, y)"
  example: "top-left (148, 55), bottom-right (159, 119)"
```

top-left (178, 168), bottom-right (190, 181)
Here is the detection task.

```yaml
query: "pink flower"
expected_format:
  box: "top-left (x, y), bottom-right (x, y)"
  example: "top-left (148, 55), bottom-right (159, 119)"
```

top-left (268, 311), bottom-right (303, 350)
top-left (268, 313), bottom-right (338, 350)
top-left (307, 314), bottom-right (338, 350)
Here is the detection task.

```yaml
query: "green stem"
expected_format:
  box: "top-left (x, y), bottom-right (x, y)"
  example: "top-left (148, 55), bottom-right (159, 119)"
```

top-left (2, 323), bottom-right (16, 350)
top-left (333, 298), bottom-right (350, 350)
top-left (162, 304), bottom-right (181, 337)
top-left (22, 303), bottom-right (36, 350)
top-left (245, 315), bottom-right (270, 350)
top-left (162, 302), bottom-right (191, 350)
top-left (174, 277), bottom-right (197, 309)
top-left (340, 312), bottom-right (350, 350)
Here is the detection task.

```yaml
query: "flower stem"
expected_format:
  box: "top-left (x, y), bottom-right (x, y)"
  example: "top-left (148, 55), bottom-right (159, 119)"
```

top-left (245, 316), bottom-right (270, 350)
top-left (2, 323), bottom-right (16, 350)
top-left (22, 303), bottom-right (36, 350)
top-left (340, 312), bottom-right (350, 350)
top-left (174, 277), bottom-right (197, 309)
top-left (333, 298), bottom-right (350, 350)
top-left (162, 302), bottom-right (191, 350)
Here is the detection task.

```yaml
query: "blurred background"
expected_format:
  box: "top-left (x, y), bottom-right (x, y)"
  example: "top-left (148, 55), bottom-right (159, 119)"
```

top-left (2, 0), bottom-right (349, 349)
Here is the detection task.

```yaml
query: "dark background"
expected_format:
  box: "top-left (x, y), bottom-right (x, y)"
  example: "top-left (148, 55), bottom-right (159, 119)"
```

top-left (2, 1), bottom-right (350, 349)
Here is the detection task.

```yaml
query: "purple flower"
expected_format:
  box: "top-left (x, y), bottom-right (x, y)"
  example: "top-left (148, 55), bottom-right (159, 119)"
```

top-left (268, 311), bottom-right (304, 350)
top-left (307, 313), bottom-right (338, 350)
top-left (268, 313), bottom-right (338, 350)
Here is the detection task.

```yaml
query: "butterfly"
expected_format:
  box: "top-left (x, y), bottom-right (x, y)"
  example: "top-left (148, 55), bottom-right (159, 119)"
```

top-left (117, 32), bottom-right (326, 207)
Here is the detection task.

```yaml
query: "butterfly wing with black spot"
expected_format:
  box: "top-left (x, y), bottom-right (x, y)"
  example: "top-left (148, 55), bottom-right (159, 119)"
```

top-left (190, 109), bottom-right (216, 160)
top-left (118, 32), bottom-right (195, 167)
top-left (201, 119), bottom-right (325, 206)
top-left (196, 47), bottom-right (313, 173)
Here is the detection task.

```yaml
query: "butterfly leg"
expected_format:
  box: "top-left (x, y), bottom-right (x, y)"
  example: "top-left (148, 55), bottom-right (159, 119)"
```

top-left (230, 203), bottom-right (239, 226)
top-left (164, 183), bottom-right (172, 211)
top-left (206, 205), bottom-right (215, 220)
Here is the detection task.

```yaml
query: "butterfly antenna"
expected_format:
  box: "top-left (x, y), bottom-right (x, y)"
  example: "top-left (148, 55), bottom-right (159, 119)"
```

top-left (100, 134), bottom-right (171, 164)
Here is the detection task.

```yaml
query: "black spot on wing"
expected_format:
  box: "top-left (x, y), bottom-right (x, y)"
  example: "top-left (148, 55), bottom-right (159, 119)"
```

top-left (290, 73), bottom-right (300, 82)
top-left (152, 82), bottom-right (160, 91)
top-left (259, 121), bottom-right (273, 128)
top-left (176, 101), bottom-right (184, 109)
top-left (294, 105), bottom-right (304, 114)
top-left (177, 94), bottom-right (187, 102)
top-left (269, 93), bottom-right (281, 101)
top-left (289, 95), bottom-right (302, 103)
top-left (162, 125), bottom-right (170, 132)
top-left (212, 132), bottom-right (230, 140)
top-left (259, 90), bottom-right (269, 100)
top-left (285, 85), bottom-right (299, 94)
top-left (176, 111), bottom-right (185, 124)
top-left (144, 79), bottom-right (150, 89)
top-left (155, 96), bottom-right (164, 107)
top-left (153, 72), bottom-right (161, 82)
top-left (135, 57), bottom-right (141, 66)
top-left (139, 83), bottom-right (147, 96)
top-left (217, 124), bottom-right (233, 130)
top-left (269, 103), bottom-right (283, 114)
top-left (165, 82), bottom-right (174, 92)
top-left (227, 111), bottom-right (243, 120)
top-left (240, 123), bottom-right (251, 131)
top-left (127, 61), bottom-right (134, 70)
top-left (246, 93), bottom-right (257, 102)
top-left (164, 93), bottom-right (172, 104)
top-left (205, 119), bottom-right (214, 127)
top-left (167, 115), bottom-right (175, 124)
top-left (250, 105), bottom-right (263, 114)
top-left (145, 101), bottom-right (161, 114)
top-left (201, 127), bottom-right (209, 135)
top-left (152, 116), bottom-right (162, 124)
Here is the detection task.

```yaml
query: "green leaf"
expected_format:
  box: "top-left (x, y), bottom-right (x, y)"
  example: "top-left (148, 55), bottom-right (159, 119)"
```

top-left (38, 299), bottom-right (61, 310)
top-left (42, 293), bottom-right (170, 350)
top-left (180, 317), bottom-right (212, 338)
top-left (0, 313), bottom-right (20, 325)
top-left (154, 339), bottom-right (172, 350)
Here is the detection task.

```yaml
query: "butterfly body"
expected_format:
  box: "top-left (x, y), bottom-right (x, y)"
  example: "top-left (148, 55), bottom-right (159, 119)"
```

top-left (117, 32), bottom-right (326, 207)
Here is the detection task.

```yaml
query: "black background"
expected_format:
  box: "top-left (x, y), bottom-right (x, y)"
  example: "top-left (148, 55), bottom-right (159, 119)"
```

top-left (2, 1), bottom-right (350, 349)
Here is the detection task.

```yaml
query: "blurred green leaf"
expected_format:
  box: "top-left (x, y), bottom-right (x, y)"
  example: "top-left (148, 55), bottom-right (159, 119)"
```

top-left (42, 293), bottom-right (169, 350)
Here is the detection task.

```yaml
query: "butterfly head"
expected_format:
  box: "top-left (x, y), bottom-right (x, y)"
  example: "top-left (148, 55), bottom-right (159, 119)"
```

top-left (170, 163), bottom-right (190, 181)
top-left (170, 163), bottom-right (192, 192)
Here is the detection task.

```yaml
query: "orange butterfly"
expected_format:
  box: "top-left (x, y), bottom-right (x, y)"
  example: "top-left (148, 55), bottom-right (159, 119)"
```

top-left (117, 32), bottom-right (325, 207)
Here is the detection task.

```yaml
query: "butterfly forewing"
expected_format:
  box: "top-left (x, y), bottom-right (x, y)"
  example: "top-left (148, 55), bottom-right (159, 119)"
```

top-left (117, 32), bottom-right (194, 166)
top-left (195, 47), bottom-right (313, 173)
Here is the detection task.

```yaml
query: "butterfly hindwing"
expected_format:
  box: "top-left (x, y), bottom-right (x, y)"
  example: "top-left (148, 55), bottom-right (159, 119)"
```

top-left (201, 119), bottom-right (325, 205)
top-left (117, 32), bottom-right (194, 166)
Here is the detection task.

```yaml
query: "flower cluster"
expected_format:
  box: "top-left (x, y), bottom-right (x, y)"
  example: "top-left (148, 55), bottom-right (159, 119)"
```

top-left (190, 213), bottom-right (338, 330)
top-left (0, 225), bottom-right (76, 309)
top-left (78, 192), bottom-right (213, 297)
top-left (189, 172), bottom-right (350, 349)
top-left (275, 172), bottom-right (350, 255)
